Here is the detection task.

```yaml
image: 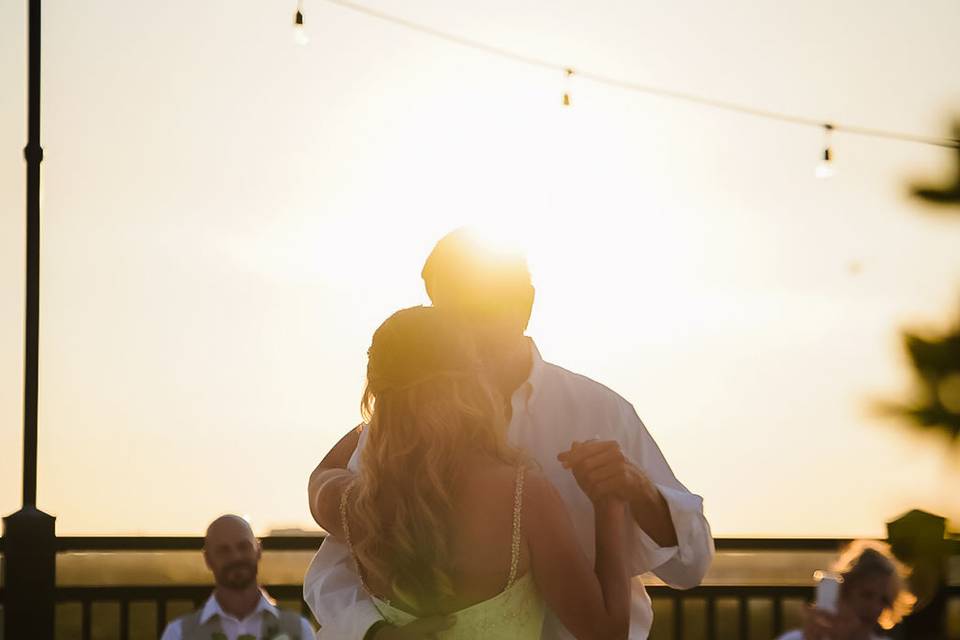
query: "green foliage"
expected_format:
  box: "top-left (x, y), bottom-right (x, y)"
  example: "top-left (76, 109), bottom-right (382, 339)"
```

top-left (890, 322), bottom-right (960, 441)
top-left (892, 119), bottom-right (960, 443)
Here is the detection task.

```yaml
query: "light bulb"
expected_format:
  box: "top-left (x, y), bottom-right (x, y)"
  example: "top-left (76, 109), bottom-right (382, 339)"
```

top-left (294, 9), bottom-right (309, 46)
top-left (816, 124), bottom-right (835, 178)
top-left (815, 148), bottom-right (835, 178)
top-left (562, 68), bottom-right (574, 107)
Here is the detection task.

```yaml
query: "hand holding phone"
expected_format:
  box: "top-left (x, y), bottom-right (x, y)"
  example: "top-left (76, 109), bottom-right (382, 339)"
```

top-left (813, 570), bottom-right (842, 613)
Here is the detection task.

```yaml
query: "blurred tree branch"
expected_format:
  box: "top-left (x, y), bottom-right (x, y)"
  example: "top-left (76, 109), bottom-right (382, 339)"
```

top-left (886, 119), bottom-right (960, 443)
top-left (910, 121), bottom-right (960, 206)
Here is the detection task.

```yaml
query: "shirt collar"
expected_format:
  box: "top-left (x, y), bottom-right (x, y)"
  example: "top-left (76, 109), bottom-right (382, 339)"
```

top-left (511, 338), bottom-right (545, 409)
top-left (199, 590), bottom-right (279, 624)
top-left (526, 338), bottom-right (546, 390)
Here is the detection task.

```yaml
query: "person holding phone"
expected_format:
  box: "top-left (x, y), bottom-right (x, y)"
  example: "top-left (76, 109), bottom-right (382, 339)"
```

top-left (775, 540), bottom-right (915, 640)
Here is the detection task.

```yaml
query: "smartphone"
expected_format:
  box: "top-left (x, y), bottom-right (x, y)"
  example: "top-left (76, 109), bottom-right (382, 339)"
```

top-left (813, 570), bottom-right (843, 613)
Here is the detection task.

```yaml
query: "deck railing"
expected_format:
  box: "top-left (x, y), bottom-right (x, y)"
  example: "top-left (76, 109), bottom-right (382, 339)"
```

top-left (1, 536), bottom-right (957, 640)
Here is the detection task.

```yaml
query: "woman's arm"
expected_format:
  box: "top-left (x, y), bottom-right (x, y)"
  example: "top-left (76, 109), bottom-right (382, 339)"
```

top-left (308, 425), bottom-right (362, 535)
top-left (524, 471), bottom-right (631, 640)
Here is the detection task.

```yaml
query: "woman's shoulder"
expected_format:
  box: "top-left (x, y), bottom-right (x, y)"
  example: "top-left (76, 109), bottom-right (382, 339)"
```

top-left (456, 459), bottom-right (526, 497)
top-left (460, 453), bottom-right (538, 478)
top-left (521, 467), bottom-right (556, 496)
top-left (518, 467), bottom-right (569, 525)
top-left (457, 461), bottom-right (550, 514)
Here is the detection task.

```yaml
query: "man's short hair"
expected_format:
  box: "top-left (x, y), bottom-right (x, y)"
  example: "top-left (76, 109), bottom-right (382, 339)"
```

top-left (421, 227), bottom-right (533, 324)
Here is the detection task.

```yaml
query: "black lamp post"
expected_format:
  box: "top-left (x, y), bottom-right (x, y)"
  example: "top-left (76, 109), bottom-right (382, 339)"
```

top-left (2, 0), bottom-right (57, 637)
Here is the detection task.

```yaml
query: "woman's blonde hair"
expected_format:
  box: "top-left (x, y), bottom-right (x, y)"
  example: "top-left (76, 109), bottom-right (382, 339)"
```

top-left (348, 306), bottom-right (524, 614)
top-left (833, 539), bottom-right (916, 629)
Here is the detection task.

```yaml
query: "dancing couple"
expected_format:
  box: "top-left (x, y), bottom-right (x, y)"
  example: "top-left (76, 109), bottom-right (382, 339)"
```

top-left (305, 228), bottom-right (714, 639)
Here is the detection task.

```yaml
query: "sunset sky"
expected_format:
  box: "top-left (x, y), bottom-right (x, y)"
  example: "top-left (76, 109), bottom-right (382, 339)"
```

top-left (1, 0), bottom-right (959, 537)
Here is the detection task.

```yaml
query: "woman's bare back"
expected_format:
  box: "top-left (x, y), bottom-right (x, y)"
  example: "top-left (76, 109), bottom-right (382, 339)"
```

top-left (364, 456), bottom-right (530, 613)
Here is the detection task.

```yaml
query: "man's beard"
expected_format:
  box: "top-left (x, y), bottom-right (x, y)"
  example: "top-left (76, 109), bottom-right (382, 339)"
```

top-left (215, 560), bottom-right (258, 590)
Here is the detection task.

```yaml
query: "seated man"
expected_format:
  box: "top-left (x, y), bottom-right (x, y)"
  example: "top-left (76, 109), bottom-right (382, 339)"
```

top-left (161, 515), bottom-right (314, 640)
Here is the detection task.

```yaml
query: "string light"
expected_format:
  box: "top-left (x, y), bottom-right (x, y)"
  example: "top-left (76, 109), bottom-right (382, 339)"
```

top-left (562, 68), bottom-right (574, 107)
top-left (816, 124), bottom-right (835, 179)
top-left (294, 2), bottom-right (309, 46)
top-left (312, 0), bottom-right (960, 155)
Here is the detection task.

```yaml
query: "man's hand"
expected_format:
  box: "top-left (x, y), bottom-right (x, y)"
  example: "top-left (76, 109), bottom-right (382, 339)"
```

top-left (369, 616), bottom-right (455, 639)
top-left (558, 440), bottom-right (678, 547)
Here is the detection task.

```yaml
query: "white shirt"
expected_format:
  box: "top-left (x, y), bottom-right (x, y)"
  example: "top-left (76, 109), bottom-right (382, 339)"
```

top-left (776, 632), bottom-right (889, 640)
top-left (160, 591), bottom-right (315, 640)
top-left (304, 340), bottom-right (714, 639)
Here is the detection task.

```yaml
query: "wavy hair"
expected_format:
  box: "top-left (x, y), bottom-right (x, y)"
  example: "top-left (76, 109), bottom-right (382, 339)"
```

top-left (347, 306), bottom-right (525, 614)
top-left (833, 539), bottom-right (916, 630)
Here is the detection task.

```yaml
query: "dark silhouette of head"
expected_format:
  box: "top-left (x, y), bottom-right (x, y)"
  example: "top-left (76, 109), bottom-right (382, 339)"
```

top-left (421, 228), bottom-right (535, 338)
top-left (203, 515), bottom-right (261, 591)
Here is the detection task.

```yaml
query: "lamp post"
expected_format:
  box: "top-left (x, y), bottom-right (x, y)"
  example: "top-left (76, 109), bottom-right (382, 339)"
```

top-left (2, 0), bottom-right (57, 637)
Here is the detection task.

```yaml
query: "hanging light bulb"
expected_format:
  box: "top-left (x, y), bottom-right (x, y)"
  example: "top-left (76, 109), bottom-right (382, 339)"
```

top-left (293, 4), bottom-right (309, 46)
top-left (562, 68), bottom-right (574, 107)
top-left (815, 124), bottom-right (835, 178)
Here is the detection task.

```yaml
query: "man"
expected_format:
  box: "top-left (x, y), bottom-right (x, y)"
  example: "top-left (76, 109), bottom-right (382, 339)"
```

top-left (304, 228), bottom-right (714, 639)
top-left (162, 515), bottom-right (314, 640)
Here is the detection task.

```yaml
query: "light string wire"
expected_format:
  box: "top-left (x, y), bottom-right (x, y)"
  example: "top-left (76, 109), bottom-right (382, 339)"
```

top-left (318, 0), bottom-right (960, 150)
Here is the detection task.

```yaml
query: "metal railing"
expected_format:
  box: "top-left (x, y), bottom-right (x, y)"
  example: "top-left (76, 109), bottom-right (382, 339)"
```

top-left (1, 536), bottom-right (957, 640)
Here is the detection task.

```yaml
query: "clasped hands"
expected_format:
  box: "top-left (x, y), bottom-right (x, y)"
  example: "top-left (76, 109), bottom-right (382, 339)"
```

top-left (557, 439), bottom-right (645, 505)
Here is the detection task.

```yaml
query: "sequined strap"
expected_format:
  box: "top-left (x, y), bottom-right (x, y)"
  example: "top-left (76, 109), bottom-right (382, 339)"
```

top-left (504, 466), bottom-right (526, 590)
top-left (339, 479), bottom-right (378, 599)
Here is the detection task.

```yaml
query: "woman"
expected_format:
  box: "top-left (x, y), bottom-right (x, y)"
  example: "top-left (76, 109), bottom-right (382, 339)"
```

top-left (314, 306), bottom-right (631, 639)
top-left (776, 540), bottom-right (915, 640)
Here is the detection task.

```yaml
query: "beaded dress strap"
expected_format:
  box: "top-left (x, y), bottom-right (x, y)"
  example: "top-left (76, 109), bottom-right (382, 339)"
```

top-left (504, 466), bottom-right (526, 590)
top-left (339, 479), bottom-right (384, 603)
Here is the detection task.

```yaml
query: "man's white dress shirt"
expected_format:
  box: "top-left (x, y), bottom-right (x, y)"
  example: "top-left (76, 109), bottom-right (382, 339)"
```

top-left (160, 591), bottom-right (314, 640)
top-left (304, 340), bottom-right (714, 639)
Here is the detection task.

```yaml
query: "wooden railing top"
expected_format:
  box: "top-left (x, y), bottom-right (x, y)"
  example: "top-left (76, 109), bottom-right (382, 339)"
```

top-left (0, 535), bottom-right (861, 553)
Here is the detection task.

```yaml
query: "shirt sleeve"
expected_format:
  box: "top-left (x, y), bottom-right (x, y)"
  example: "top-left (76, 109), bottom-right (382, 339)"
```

top-left (159, 620), bottom-right (181, 640)
top-left (303, 540), bottom-right (383, 639)
top-left (300, 615), bottom-right (318, 639)
top-left (620, 400), bottom-right (715, 589)
top-left (302, 427), bottom-right (384, 639)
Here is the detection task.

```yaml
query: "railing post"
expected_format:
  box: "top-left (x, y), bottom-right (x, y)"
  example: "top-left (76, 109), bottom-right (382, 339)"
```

top-left (3, 0), bottom-right (57, 635)
top-left (887, 509), bottom-right (954, 638)
top-left (705, 596), bottom-right (716, 640)
top-left (672, 596), bottom-right (684, 640)
top-left (738, 596), bottom-right (749, 640)
top-left (2, 508), bottom-right (56, 639)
